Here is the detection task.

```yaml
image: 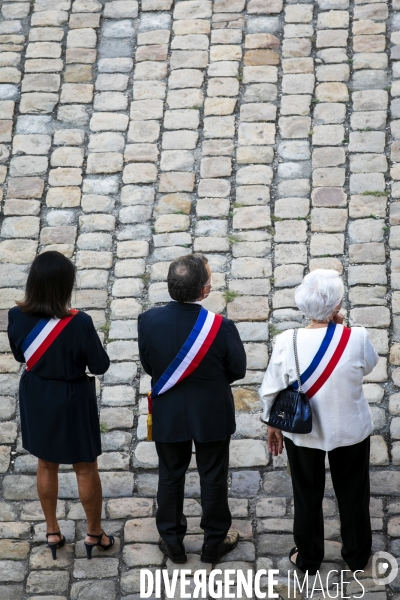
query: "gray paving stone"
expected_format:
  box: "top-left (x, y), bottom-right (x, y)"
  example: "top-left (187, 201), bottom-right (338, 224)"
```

top-left (73, 558), bottom-right (119, 579)
top-left (99, 39), bottom-right (133, 58)
top-left (71, 580), bottom-right (116, 600)
top-left (0, 0), bottom-right (397, 592)
top-left (247, 16), bottom-right (280, 33)
top-left (26, 571), bottom-right (69, 594)
top-left (231, 471), bottom-right (260, 498)
top-left (314, 102), bottom-right (346, 125)
top-left (349, 219), bottom-right (385, 244)
top-left (139, 12), bottom-right (171, 29)
top-left (101, 431), bottom-right (132, 452)
top-left (15, 115), bottom-right (53, 135)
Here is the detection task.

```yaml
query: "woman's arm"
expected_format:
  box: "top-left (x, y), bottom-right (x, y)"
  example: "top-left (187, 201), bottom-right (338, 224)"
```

top-left (363, 328), bottom-right (379, 376)
top-left (259, 334), bottom-right (291, 456)
top-left (259, 334), bottom-right (289, 422)
top-left (7, 311), bottom-right (25, 363)
top-left (83, 317), bottom-right (110, 375)
top-left (260, 336), bottom-right (296, 456)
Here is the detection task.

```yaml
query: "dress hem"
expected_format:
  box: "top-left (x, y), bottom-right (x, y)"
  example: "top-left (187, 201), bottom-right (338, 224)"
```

top-left (24, 445), bottom-right (101, 465)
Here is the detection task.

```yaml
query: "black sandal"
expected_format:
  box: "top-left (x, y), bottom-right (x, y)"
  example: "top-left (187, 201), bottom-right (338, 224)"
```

top-left (84, 530), bottom-right (114, 559)
top-left (46, 531), bottom-right (65, 560)
top-left (289, 546), bottom-right (298, 567)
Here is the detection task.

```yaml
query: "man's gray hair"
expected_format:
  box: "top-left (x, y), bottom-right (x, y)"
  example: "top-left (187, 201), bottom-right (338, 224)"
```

top-left (295, 269), bottom-right (344, 321)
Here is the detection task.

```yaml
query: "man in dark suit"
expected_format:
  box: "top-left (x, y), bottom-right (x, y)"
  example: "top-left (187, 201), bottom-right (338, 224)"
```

top-left (138, 253), bottom-right (247, 564)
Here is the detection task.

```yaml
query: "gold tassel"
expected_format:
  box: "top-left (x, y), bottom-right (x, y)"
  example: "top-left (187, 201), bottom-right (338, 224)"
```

top-left (147, 413), bottom-right (153, 441)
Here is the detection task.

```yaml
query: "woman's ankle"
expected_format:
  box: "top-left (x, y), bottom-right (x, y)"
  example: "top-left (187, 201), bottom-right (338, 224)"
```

top-left (86, 528), bottom-right (103, 539)
top-left (46, 521), bottom-right (59, 534)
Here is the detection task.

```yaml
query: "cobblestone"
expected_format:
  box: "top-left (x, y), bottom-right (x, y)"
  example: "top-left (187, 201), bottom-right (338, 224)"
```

top-left (0, 0), bottom-right (397, 595)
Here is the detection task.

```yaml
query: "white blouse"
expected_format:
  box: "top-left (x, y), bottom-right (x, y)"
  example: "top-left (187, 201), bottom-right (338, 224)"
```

top-left (259, 326), bottom-right (379, 451)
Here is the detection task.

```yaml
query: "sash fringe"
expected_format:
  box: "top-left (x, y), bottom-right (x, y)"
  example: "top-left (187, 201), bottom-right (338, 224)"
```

top-left (147, 413), bottom-right (153, 442)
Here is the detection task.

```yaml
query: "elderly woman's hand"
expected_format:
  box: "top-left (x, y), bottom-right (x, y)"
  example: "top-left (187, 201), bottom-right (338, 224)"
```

top-left (268, 426), bottom-right (284, 456)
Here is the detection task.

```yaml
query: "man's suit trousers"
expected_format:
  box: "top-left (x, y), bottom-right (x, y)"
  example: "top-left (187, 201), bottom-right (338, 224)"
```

top-left (285, 435), bottom-right (371, 573)
top-left (155, 438), bottom-right (231, 546)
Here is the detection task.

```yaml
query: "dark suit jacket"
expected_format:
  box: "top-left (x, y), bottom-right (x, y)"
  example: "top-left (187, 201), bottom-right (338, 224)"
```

top-left (138, 302), bottom-right (247, 443)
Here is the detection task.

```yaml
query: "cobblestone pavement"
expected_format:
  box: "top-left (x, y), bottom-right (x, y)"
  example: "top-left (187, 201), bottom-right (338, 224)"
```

top-left (1, 0), bottom-right (400, 598)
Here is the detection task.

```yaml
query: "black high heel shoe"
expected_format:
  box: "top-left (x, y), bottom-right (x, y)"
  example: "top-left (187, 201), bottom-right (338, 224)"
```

top-left (46, 531), bottom-right (65, 560)
top-left (84, 530), bottom-right (114, 559)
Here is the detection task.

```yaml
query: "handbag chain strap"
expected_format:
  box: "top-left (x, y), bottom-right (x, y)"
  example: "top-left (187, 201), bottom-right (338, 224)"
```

top-left (293, 329), bottom-right (304, 392)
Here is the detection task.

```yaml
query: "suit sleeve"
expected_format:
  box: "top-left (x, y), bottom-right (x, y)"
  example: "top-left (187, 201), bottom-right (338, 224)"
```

top-left (7, 311), bottom-right (25, 363)
top-left (83, 316), bottom-right (110, 375)
top-left (224, 320), bottom-right (247, 383)
top-left (138, 314), bottom-right (152, 376)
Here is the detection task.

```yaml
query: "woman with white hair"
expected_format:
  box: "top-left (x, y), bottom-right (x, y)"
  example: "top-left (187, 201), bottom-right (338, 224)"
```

top-left (259, 269), bottom-right (379, 575)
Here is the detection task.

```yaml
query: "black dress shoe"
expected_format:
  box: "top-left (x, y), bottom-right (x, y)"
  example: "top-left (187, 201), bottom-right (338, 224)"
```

top-left (159, 539), bottom-right (187, 563)
top-left (201, 531), bottom-right (239, 564)
top-left (289, 546), bottom-right (318, 575)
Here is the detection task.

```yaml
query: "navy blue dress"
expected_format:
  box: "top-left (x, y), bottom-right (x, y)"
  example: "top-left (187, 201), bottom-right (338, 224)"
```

top-left (8, 307), bottom-right (110, 464)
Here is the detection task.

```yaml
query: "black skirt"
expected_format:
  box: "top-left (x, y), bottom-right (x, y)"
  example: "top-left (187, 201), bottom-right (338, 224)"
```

top-left (19, 371), bottom-right (101, 464)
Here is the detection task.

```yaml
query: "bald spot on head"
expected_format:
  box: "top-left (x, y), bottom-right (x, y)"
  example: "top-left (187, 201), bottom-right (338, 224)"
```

top-left (167, 253), bottom-right (209, 303)
top-left (175, 265), bottom-right (188, 277)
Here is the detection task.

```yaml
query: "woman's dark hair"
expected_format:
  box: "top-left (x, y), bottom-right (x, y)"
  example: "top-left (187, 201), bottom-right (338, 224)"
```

top-left (167, 254), bottom-right (209, 303)
top-left (17, 251), bottom-right (76, 318)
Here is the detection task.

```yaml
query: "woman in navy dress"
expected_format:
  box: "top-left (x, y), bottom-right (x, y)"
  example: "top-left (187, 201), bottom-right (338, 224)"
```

top-left (8, 251), bottom-right (114, 559)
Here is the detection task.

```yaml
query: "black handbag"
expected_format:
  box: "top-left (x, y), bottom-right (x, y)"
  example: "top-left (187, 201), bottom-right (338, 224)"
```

top-left (268, 329), bottom-right (312, 434)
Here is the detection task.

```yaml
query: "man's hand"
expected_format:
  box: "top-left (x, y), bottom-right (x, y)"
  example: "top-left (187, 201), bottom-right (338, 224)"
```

top-left (268, 426), bottom-right (284, 456)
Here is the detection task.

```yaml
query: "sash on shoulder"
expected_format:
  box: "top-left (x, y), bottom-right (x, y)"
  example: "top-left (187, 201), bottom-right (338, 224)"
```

top-left (291, 321), bottom-right (351, 399)
top-left (147, 306), bottom-right (223, 441)
top-left (21, 309), bottom-right (78, 371)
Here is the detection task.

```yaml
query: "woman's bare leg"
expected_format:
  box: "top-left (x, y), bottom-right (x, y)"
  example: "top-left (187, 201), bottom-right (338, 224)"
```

top-left (37, 459), bottom-right (61, 544)
top-left (73, 461), bottom-right (108, 545)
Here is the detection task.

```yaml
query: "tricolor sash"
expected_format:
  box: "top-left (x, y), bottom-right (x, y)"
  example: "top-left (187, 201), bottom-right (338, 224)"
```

top-left (147, 306), bottom-right (223, 440)
top-left (21, 309), bottom-right (78, 371)
top-left (291, 321), bottom-right (351, 399)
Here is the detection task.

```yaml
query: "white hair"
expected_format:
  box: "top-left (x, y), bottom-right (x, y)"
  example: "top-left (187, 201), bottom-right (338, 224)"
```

top-left (295, 269), bottom-right (344, 321)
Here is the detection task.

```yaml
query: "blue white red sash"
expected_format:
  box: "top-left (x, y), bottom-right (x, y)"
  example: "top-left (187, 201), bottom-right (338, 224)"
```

top-left (292, 322), bottom-right (351, 399)
top-left (151, 307), bottom-right (223, 398)
top-left (147, 306), bottom-right (222, 440)
top-left (21, 309), bottom-right (78, 371)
